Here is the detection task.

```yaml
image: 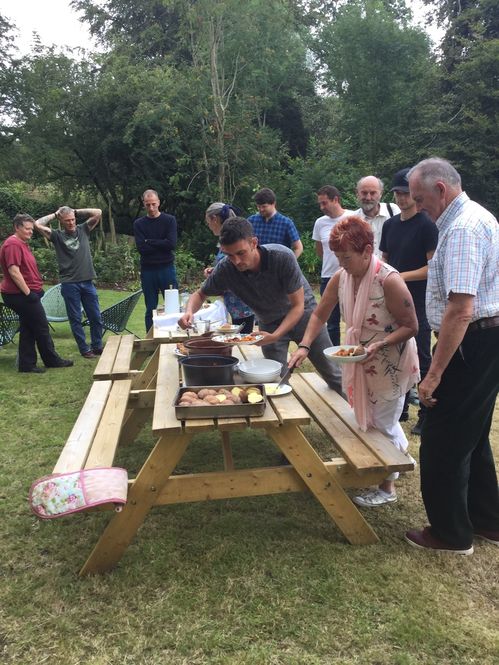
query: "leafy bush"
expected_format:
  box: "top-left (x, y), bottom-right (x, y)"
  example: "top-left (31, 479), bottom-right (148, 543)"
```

top-left (175, 245), bottom-right (205, 288)
top-left (32, 247), bottom-right (59, 282)
top-left (299, 231), bottom-right (320, 283)
top-left (92, 237), bottom-right (137, 287)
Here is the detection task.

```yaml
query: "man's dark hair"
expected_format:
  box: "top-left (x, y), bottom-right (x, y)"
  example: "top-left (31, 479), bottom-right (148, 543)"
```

top-left (254, 187), bottom-right (276, 205)
top-left (317, 185), bottom-right (341, 202)
top-left (219, 217), bottom-right (255, 246)
top-left (13, 213), bottom-right (34, 229)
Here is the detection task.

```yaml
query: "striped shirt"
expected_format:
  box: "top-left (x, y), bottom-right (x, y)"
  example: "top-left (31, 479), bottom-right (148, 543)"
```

top-left (426, 192), bottom-right (499, 331)
top-left (247, 211), bottom-right (300, 248)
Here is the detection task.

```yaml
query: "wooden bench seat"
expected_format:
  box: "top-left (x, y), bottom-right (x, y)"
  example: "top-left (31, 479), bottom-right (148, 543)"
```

top-left (53, 378), bottom-right (132, 474)
top-left (94, 334), bottom-right (137, 380)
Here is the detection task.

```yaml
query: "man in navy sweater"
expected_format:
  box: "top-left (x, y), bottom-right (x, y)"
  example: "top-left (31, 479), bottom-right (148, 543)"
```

top-left (133, 189), bottom-right (177, 331)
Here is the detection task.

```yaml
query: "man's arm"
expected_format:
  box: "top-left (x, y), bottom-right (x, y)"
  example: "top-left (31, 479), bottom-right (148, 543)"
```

top-left (399, 250), bottom-right (435, 282)
top-left (178, 290), bottom-right (207, 329)
top-left (315, 240), bottom-right (323, 259)
top-left (8, 265), bottom-right (31, 296)
top-left (291, 239), bottom-right (303, 259)
top-left (419, 292), bottom-right (474, 405)
top-left (258, 287), bottom-right (305, 345)
top-left (34, 212), bottom-right (56, 239)
top-left (78, 208), bottom-right (102, 231)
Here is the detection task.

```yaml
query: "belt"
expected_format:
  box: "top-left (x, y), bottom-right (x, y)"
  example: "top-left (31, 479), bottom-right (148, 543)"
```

top-left (467, 316), bottom-right (499, 333)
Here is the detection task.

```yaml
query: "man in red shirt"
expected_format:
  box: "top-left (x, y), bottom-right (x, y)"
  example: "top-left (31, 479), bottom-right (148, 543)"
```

top-left (0, 214), bottom-right (73, 373)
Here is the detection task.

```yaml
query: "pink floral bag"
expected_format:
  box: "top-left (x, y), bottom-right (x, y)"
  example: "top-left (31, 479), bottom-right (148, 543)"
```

top-left (29, 467), bottom-right (128, 519)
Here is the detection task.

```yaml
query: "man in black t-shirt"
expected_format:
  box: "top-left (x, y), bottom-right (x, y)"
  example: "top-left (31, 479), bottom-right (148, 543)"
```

top-left (380, 168), bottom-right (439, 434)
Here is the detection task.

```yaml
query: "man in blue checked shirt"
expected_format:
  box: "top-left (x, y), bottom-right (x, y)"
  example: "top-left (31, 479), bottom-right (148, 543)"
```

top-left (248, 188), bottom-right (303, 258)
top-left (404, 157), bottom-right (499, 556)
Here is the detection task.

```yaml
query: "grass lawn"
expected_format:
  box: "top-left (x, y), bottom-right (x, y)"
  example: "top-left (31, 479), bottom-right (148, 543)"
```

top-left (0, 288), bottom-right (498, 664)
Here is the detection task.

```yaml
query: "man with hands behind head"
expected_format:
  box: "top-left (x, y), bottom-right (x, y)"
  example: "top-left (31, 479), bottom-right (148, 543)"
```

top-left (35, 205), bottom-right (104, 358)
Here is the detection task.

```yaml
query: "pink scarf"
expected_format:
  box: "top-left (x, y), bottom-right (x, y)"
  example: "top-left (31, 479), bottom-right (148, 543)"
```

top-left (342, 255), bottom-right (380, 431)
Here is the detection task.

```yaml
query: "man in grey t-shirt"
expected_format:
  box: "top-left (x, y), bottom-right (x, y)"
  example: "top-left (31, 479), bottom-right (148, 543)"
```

top-left (35, 206), bottom-right (103, 358)
top-left (179, 217), bottom-right (341, 392)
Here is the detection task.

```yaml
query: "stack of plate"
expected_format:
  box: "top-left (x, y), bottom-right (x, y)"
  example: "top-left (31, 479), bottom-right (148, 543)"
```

top-left (238, 358), bottom-right (282, 383)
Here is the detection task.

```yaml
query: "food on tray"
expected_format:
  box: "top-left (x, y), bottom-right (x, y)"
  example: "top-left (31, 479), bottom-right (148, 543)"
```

top-left (176, 342), bottom-right (189, 355)
top-left (177, 386), bottom-right (264, 406)
top-left (222, 333), bottom-right (262, 343)
top-left (333, 345), bottom-right (365, 357)
top-left (218, 323), bottom-right (235, 331)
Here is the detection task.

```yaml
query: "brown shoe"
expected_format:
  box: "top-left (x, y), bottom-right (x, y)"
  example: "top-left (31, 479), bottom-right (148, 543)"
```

top-left (81, 351), bottom-right (96, 359)
top-left (474, 529), bottom-right (499, 546)
top-left (405, 527), bottom-right (473, 555)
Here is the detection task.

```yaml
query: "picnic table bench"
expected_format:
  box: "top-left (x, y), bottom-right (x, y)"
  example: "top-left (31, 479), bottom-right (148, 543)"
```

top-left (47, 337), bottom-right (414, 576)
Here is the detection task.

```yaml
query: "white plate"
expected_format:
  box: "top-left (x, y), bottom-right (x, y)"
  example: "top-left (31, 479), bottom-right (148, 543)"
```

top-left (174, 347), bottom-right (188, 357)
top-left (212, 333), bottom-right (264, 345)
top-left (323, 345), bottom-right (367, 363)
top-left (264, 383), bottom-right (292, 396)
top-left (211, 324), bottom-right (243, 335)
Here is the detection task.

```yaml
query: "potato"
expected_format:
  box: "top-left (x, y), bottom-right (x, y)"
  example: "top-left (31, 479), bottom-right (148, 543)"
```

top-left (215, 394), bottom-right (227, 403)
top-left (197, 388), bottom-right (211, 399)
top-left (191, 399), bottom-right (208, 406)
top-left (204, 395), bottom-right (219, 405)
top-left (246, 387), bottom-right (262, 395)
top-left (179, 399), bottom-right (193, 406)
top-left (182, 391), bottom-right (198, 400)
top-left (238, 389), bottom-right (248, 403)
top-left (247, 392), bottom-right (263, 403)
top-left (230, 395), bottom-right (242, 404)
top-left (231, 387), bottom-right (243, 397)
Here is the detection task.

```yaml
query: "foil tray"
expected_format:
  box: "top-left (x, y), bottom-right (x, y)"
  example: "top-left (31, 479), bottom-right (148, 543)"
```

top-left (174, 384), bottom-right (267, 420)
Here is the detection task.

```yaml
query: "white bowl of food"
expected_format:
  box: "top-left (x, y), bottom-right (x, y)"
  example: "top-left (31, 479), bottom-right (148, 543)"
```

top-left (238, 358), bottom-right (282, 383)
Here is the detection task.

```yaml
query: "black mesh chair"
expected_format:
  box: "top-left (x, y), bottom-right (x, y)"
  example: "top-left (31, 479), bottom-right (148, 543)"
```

top-left (0, 303), bottom-right (20, 347)
top-left (83, 289), bottom-right (142, 335)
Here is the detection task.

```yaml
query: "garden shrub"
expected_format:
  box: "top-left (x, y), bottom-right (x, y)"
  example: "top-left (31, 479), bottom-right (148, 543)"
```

top-left (92, 237), bottom-right (137, 287)
top-left (32, 247), bottom-right (59, 282)
top-left (299, 231), bottom-right (320, 283)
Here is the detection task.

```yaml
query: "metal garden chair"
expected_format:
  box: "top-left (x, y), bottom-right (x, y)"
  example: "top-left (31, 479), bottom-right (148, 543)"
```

top-left (40, 283), bottom-right (69, 324)
top-left (83, 289), bottom-right (142, 335)
top-left (0, 303), bottom-right (20, 347)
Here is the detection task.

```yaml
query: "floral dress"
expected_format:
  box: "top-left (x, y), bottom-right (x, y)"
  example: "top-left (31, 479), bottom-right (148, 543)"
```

top-left (339, 262), bottom-right (419, 404)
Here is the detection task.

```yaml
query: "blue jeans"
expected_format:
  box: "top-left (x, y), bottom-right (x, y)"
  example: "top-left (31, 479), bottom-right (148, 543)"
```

top-left (141, 263), bottom-right (178, 332)
top-left (61, 281), bottom-right (103, 355)
top-left (320, 277), bottom-right (341, 345)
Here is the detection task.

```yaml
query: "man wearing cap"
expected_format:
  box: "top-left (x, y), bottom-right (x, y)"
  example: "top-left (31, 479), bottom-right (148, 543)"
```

top-left (354, 176), bottom-right (400, 258)
top-left (405, 157), bottom-right (499, 555)
top-left (380, 168), bottom-right (438, 434)
top-left (312, 185), bottom-right (355, 345)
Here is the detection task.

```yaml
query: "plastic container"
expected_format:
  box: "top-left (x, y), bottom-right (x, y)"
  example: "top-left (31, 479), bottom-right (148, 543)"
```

top-left (180, 355), bottom-right (239, 386)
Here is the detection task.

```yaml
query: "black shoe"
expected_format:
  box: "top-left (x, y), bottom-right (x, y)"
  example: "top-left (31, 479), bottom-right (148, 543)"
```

top-left (19, 366), bottom-right (46, 374)
top-left (411, 416), bottom-right (424, 436)
top-left (399, 411), bottom-right (409, 422)
top-left (46, 359), bottom-right (74, 368)
top-left (82, 351), bottom-right (97, 359)
top-left (92, 348), bottom-right (103, 355)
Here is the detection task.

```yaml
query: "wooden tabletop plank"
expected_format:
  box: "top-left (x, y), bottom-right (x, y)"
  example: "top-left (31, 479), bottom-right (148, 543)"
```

top-left (112, 334), bottom-right (136, 377)
top-left (85, 379), bottom-right (132, 468)
top-left (94, 336), bottom-right (121, 379)
top-left (302, 372), bottom-right (414, 471)
top-left (53, 380), bottom-right (112, 473)
top-left (291, 374), bottom-right (382, 472)
top-left (152, 345), bottom-right (183, 433)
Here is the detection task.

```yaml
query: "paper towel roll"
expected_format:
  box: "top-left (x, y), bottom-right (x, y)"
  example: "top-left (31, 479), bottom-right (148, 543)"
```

top-left (164, 289), bottom-right (180, 314)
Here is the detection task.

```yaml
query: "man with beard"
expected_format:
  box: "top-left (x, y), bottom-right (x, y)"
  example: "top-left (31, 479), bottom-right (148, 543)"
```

top-left (248, 187), bottom-right (303, 258)
top-left (354, 175), bottom-right (400, 258)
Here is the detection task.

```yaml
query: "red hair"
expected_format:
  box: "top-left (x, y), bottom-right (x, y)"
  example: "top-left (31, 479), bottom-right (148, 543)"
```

top-left (329, 215), bottom-right (374, 253)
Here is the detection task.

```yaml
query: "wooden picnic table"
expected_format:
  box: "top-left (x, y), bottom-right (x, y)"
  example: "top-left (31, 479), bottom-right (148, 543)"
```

top-left (57, 338), bottom-right (414, 576)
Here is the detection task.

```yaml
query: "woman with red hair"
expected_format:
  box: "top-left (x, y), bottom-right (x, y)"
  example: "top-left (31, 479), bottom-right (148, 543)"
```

top-left (289, 216), bottom-right (419, 507)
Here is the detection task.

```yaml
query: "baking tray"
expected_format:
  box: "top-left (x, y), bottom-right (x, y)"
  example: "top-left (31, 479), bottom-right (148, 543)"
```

top-left (174, 384), bottom-right (267, 420)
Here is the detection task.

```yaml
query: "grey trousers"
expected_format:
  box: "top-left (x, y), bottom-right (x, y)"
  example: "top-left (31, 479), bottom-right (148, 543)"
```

top-left (260, 311), bottom-right (342, 394)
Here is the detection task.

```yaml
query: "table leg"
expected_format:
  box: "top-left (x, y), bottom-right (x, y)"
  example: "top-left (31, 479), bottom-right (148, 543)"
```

top-left (80, 431), bottom-right (192, 575)
top-left (269, 424), bottom-right (378, 545)
top-left (221, 431), bottom-right (235, 470)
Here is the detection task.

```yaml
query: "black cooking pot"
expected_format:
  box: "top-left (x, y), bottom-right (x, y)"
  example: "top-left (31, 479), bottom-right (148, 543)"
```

top-left (180, 354), bottom-right (239, 386)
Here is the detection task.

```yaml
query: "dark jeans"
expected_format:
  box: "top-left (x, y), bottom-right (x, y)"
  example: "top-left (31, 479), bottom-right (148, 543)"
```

top-left (2, 291), bottom-right (61, 370)
top-left (420, 325), bottom-right (499, 548)
top-left (231, 315), bottom-right (255, 334)
top-left (320, 277), bottom-right (340, 346)
top-left (61, 281), bottom-right (103, 355)
top-left (141, 263), bottom-right (178, 332)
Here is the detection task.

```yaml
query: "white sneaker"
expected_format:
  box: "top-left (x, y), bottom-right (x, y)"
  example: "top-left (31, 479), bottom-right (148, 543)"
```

top-left (353, 489), bottom-right (397, 507)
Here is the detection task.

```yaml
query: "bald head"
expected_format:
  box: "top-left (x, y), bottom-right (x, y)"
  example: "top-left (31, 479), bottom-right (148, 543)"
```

top-left (356, 176), bottom-right (384, 217)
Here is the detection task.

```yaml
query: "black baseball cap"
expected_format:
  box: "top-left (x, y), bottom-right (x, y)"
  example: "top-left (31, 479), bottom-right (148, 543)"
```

top-left (390, 168), bottom-right (411, 192)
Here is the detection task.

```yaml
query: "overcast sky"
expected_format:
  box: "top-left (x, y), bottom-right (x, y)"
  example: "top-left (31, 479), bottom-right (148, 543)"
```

top-left (2, 0), bottom-right (442, 55)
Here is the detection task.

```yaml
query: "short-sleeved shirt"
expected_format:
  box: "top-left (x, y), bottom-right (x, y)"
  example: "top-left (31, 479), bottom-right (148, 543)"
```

top-left (201, 244), bottom-right (316, 324)
top-left (379, 211), bottom-right (438, 307)
top-left (354, 202), bottom-right (400, 259)
top-left (312, 210), bottom-right (355, 278)
top-left (247, 211), bottom-right (300, 249)
top-left (50, 222), bottom-right (96, 282)
top-left (425, 192), bottom-right (499, 331)
top-left (0, 235), bottom-right (43, 293)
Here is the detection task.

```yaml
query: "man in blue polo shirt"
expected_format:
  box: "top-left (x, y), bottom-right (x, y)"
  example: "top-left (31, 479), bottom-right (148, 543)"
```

top-left (248, 188), bottom-right (303, 258)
